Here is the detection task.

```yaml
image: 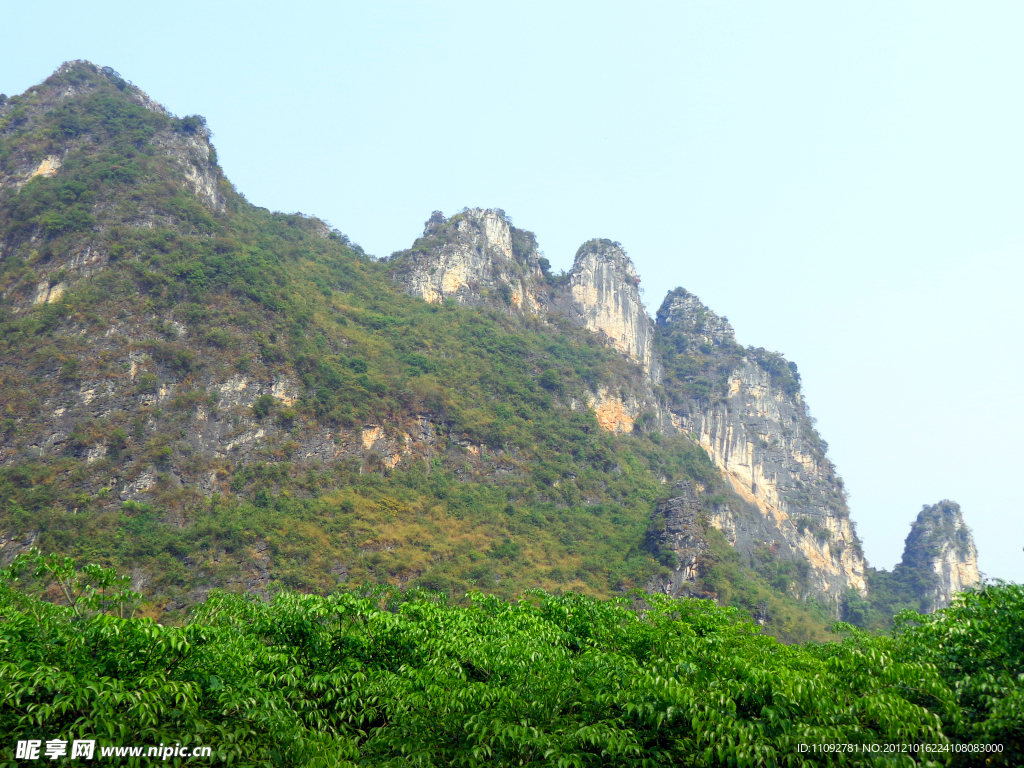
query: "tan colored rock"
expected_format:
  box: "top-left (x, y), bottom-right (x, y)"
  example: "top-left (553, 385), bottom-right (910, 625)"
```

top-left (388, 209), bottom-right (546, 313)
top-left (554, 240), bottom-right (660, 379)
top-left (587, 387), bottom-right (637, 434)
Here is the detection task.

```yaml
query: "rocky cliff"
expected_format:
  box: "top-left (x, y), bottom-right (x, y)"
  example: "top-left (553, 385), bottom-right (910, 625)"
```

top-left (645, 481), bottom-right (715, 596)
top-left (655, 289), bottom-right (867, 604)
top-left (390, 220), bottom-right (869, 607)
top-left (388, 209), bottom-right (546, 313)
top-left (552, 240), bottom-right (661, 381)
top-left (896, 500), bottom-right (980, 611)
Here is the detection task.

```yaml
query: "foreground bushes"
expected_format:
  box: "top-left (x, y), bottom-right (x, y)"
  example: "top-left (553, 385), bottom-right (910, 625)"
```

top-left (1, 551), bottom-right (1021, 766)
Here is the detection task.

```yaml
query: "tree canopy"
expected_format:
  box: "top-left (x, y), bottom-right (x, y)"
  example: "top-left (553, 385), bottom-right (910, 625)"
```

top-left (1, 551), bottom-right (1020, 766)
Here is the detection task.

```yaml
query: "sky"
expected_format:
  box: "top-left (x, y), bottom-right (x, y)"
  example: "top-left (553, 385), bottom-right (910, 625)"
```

top-left (3, 1), bottom-right (1022, 582)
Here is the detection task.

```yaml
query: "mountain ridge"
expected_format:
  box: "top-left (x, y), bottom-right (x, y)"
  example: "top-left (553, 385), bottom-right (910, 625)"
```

top-left (0, 61), bottom-right (979, 633)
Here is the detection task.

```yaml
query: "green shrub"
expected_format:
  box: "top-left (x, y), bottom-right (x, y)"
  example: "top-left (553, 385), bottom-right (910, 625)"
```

top-left (252, 394), bottom-right (275, 420)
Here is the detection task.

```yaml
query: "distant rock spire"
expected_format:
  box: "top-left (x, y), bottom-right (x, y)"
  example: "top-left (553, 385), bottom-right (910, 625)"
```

top-left (896, 500), bottom-right (981, 611)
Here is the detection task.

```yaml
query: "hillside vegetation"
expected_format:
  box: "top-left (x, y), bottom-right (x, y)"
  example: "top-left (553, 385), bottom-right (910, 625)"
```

top-left (0, 62), bottom-right (854, 640)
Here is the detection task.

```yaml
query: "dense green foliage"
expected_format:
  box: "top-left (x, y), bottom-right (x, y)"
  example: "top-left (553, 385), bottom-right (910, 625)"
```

top-left (2, 552), bottom-right (1021, 766)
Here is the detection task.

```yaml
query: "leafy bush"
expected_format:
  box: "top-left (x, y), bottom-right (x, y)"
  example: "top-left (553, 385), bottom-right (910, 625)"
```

top-left (252, 394), bottom-right (275, 420)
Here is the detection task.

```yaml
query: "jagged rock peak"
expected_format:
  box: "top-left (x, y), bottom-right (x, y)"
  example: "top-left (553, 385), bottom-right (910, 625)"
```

top-left (555, 239), bottom-right (660, 378)
top-left (388, 208), bottom-right (546, 312)
top-left (898, 500), bottom-right (981, 611)
top-left (656, 287), bottom-right (737, 347)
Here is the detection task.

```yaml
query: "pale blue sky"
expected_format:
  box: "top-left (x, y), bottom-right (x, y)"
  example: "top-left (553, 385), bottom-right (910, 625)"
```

top-left (4, 1), bottom-right (1022, 581)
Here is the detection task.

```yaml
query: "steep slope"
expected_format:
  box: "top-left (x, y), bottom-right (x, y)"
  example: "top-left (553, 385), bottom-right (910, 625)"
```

top-left (654, 288), bottom-right (867, 608)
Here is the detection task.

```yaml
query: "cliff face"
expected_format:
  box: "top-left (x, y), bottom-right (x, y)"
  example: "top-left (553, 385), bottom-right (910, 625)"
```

top-left (896, 501), bottom-right (980, 611)
top-left (645, 481), bottom-right (717, 596)
top-left (387, 209), bottom-right (546, 313)
top-left (656, 289), bottom-right (867, 602)
top-left (391, 224), bottom-right (667, 432)
top-left (553, 240), bottom-right (660, 381)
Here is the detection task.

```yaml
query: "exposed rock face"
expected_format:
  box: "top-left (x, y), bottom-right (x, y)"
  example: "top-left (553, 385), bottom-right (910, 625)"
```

top-left (657, 289), bottom-right (867, 603)
top-left (645, 481), bottom-right (713, 595)
top-left (388, 209), bottom-right (546, 313)
top-left (897, 500), bottom-right (980, 611)
top-left (553, 240), bottom-right (660, 380)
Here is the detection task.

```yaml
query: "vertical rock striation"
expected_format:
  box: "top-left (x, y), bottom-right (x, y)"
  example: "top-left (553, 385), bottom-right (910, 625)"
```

top-left (646, 481), bottom-right (721, 596)
top-left (553, 239), bottom-right (660, 380)
top-left (656, 288), bottom-right (867, 603)
top-left (896, 500), bottom-right (980, 611)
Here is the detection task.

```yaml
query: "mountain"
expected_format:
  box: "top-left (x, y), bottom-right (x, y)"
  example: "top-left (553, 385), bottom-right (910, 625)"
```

top-left (858, 500), bottom-right (981, 624)
top-left (0, 62), bottom-right (979, 636)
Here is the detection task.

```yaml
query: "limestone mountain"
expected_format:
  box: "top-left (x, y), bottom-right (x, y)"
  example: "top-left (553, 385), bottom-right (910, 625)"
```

top-left (0, 62), bottom-right (757, 627)
top-left (894, 501), bottom-right (980, 612)
top-left (0, 62), bottom-right (978, 635)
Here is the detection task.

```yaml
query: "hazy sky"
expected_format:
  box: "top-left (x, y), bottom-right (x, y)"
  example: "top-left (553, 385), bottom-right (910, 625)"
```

top-left (3, 1), bottom-right (1022, 581)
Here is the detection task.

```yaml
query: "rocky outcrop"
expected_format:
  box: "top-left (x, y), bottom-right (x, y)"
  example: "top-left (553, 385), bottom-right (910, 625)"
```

top-left (553, 240), bottom-right (660, 380)
top-left (645, 481), bottom-right (713, 595)
top-left (657, 289), bottom-right (867, 604)
top-left (388, 209), bottom-right (546, 313)
top-left (896, 500), bottom-right (980, 611)
top-left (389, 219), bottom-right (670, 432)
top-left (391, 226), bottom-right (661, 380)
